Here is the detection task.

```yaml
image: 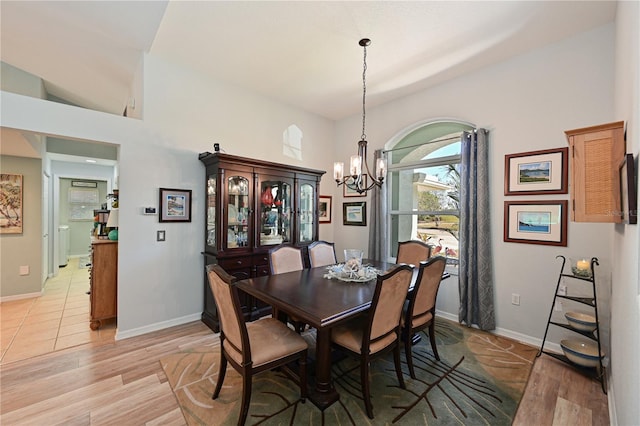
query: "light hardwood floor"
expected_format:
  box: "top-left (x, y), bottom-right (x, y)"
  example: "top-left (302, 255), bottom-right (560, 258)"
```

top-left (1, 262), bottom-right (609, 425)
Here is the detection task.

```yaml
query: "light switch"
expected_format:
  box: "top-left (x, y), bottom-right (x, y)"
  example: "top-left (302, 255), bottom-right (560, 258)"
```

top-left (157, 230), bottom-right (166, 242)
top-left (19, 265), bottom-right (29, 275)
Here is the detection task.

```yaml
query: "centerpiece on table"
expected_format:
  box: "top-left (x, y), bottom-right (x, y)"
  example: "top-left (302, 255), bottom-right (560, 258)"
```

top-left (324, 249), bottom-right (379, 282)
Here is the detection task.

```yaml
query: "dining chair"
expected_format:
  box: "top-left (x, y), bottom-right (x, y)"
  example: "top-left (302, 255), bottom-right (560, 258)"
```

top-left (396, 239), bottom-right (432, 265)
top-left (268, 245), bottom-right (306, 332)
top-left (268, 244), bottom-right (304, 274)
top-left (402, 256), bottom-right (447, 379)
top-left (331, 263), bottom-right (414, 419)
top-left (206, 264), bottom-right (308, 426)
top-left (308, 240), bottom-right (337, 268)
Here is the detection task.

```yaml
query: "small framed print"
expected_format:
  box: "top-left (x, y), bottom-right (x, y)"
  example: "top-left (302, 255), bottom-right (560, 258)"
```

top-left (0, 173), bottom-right (23, 234)
top-left (504, 200), bottom-right (568, 246)
top-left (343, 201), bottom-right (367, 226)
top-left (504, 148), bottom-right (568, 195)
top-left (343, 176), bottom-right (367, 197)
top-left (619, 153), bottom-right (637, 225)
top-left (319, 195), bottom-right (332, 223)
top-left (159, 188), bottom-right (192, 222)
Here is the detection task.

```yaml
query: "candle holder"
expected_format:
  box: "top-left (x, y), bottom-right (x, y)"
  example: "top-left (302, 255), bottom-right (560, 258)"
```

top-left (571, 257), bottom-right (592, 278)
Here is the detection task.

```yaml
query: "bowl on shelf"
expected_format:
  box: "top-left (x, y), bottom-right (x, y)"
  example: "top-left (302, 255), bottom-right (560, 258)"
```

top-left (565, 311), bottom-right (597, 332)
top-left (560, 339), bottom-right (604, 368)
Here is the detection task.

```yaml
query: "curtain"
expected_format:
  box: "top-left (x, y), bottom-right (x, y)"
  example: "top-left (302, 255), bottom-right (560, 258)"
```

top-left (368, 149), bottom-right (388, 262)
top-left (458, 129), bottom-right (495, 330)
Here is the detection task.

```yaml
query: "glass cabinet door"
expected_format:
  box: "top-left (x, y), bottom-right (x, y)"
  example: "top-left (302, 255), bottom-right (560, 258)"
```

top-left (206, 175), bottom-right (217, 248)
top-left (258, 179), bottom-right (291, 246)
top-left (299, 182), bottom-right (315, 243)
top-left (226, 175), bottom-right (250, 249)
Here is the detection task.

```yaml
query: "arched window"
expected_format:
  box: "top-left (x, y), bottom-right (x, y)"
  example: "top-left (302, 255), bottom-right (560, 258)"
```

top-left (387, 120), bottom-right (474, 274)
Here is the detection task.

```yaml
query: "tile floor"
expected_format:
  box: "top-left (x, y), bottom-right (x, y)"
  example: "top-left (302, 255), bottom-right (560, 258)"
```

top-left (0, 257), bottom-right (116, 364)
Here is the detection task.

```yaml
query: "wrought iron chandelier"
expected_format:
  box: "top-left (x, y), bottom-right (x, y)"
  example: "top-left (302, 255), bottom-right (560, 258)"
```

top-left (334, 38), bottom-right (386, 194)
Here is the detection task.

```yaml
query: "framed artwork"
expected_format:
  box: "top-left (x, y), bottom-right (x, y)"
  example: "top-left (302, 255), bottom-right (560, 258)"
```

top-left (159, 188), bottom-right (192, 222)
top-left (343, 176), bottom-right (367, 197)
top-left (504, 147), bottom-right (568, 195)
top-left (319, 195), bottom-right (332, 223)
top-left (504, 200), bottom-right (568, 246)
top-left (0, 174), bottom-right (23, 234)
top-left (343, 201), bottom-right (367, 226)
top-left (619, 153), bottom-right (637, 225)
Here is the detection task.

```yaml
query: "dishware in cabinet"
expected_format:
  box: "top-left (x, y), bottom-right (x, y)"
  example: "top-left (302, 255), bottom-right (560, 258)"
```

top-left (537, 255), bottom-right (606, 393)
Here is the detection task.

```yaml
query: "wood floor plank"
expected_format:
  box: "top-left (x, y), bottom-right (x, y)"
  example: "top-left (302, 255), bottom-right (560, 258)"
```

top-left (91, 383), bottom-right (178, 425)
top-left (145, 407), bottom-right (187, 426)
top-left (552, 396), bottom-right (592, 426)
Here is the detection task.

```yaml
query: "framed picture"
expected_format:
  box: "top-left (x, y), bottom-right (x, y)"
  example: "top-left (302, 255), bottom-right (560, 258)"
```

top-left (504, 147), bottom-right (568, 195)
top-left (343, 201), bottom-right (367, 226)
top-left (343, 176), bottom-right (367, 197)
top-left (619, 153), bottom-right (637, 225)
top-left (0, 174), bottom-right (23, 234)
top-left (319, 195), bottom-right (332, 223)
top-left (159, 188), bottom-right (192, 223)
top-left (504, 200), bottom-right (568, 246)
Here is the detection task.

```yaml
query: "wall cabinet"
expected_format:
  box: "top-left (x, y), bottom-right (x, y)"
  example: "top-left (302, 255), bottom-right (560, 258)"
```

top-left (565, 121), bottom-right (625, 222)
top-left (89, 239), bottom-right (117, 330)
top-left (199, 152), bottom-right (325, 332)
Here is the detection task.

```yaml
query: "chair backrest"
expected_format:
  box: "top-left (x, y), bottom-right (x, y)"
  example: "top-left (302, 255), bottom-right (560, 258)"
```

top-left (410, 256), bottom-right (447, 325)
top-left (269, 245), bottom-right (304, 274)
top-left (308, 240), bottom-right (337, 267)
top-left (397, 240), bottom-right (432, 266)
top-left (366, 264), bottom-right (414, 349)
top-left (206, 264), bottom-right (250, 363)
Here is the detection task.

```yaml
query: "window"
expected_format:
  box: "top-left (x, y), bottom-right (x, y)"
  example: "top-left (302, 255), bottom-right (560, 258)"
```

top-left (387, 121), bottom-right (473, 274)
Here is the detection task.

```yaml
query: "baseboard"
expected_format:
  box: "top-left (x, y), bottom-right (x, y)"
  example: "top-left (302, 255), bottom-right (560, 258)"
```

top-left (435, 309), bottom-right (562, 353)
top-left (115, 313), bottom-right (202, 341)
top-left (0, 291), bottom-right (43, 303)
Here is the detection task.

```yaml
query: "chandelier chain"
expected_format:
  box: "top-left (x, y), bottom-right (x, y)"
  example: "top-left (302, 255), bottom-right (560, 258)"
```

top-left (361, 44), bottom-right (367, 141)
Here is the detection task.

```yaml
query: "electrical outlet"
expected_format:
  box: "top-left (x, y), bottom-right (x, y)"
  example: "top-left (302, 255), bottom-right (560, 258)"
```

top-left (19, 265), bottom-right (29, 276)
top-left (511, 293), bottom-right (520, 305)
top-left (558, 285), bottom-right (567, 296)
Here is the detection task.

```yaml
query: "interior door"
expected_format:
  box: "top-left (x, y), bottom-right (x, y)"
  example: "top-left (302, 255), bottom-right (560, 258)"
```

top-left (42, 172), bottom-right (50, 284)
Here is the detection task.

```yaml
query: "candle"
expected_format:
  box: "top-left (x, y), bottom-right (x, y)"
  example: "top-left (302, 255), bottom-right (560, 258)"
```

top-left (576, 259), bottom-right (590, 271)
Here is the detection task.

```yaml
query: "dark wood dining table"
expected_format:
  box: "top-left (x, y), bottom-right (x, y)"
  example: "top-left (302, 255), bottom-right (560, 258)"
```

top-left (235, 260), bottom-right (450, 409)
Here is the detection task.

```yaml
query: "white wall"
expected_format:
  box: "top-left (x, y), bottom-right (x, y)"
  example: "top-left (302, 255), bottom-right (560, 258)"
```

top-left (611, 2), bottom-right (639, 425)
top-left (334, 24), bottom-right (616, 346)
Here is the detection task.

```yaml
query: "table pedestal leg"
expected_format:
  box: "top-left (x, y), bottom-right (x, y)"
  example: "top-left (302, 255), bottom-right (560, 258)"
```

top-left (308, 327), bottom-right (339, 409)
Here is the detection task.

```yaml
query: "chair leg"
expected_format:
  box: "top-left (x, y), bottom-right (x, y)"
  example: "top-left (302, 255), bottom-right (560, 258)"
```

top-left (361, 359), bottom-right (374, 419)
top-left (394, 343), bottom-right (406, 389)
top-left (299, 351), bottom-right (307, 403)
top-left (212, 353), bottom-right (227, 399)
top-left (404, 328), bottom-right (417, 379)
top-left (428, 321), bottom-right (440, 361)
top-left (238, 369), bottom-right (252, 426)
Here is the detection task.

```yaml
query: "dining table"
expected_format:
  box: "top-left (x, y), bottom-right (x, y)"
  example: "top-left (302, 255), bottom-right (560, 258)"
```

top-left (235, 259), bottom-right (450, 410)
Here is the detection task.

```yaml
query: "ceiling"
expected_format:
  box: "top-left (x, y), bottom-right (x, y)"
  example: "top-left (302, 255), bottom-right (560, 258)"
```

top-left (1, 1), bottom-right (617, 125)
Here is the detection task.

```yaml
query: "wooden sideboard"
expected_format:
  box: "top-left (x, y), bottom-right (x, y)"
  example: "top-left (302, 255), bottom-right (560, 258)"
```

top-left (90, 239), bottom-right (117, 329)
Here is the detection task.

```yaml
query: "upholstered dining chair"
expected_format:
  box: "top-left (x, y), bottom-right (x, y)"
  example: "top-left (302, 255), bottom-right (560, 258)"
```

top-left (308, 240), bottom-right (337, 268)
top-left (402, 256), bottom-right (447, 379)
top-left (396, 239), bottom-right (432, 265)
top-left (206, 264), bottom-right (308, 426)
top-left (331, 263), bottom-right (414, 419)
top-left (268, 244), bottom-right (306, 332)
top-left (268, 244), bottom-right (304, 274)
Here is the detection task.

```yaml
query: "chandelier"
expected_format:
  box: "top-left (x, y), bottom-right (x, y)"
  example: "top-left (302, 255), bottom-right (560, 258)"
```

top-left (334, 38), bottom-right (386, 194)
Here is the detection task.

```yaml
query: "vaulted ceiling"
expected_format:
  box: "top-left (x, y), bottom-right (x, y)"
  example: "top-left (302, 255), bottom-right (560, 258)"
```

top-left (1, 1), bottom-right (617, 122)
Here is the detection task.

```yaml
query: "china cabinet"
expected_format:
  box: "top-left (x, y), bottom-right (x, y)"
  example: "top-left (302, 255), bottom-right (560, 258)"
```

top-left (199, 152), bottom-right (325, 331)
top-left (565, 121), bottom-right (625, 222)
top-left (537, 255), bottom-right (606, 393)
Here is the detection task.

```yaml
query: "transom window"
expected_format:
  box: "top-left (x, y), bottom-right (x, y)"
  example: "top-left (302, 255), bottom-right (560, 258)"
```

top-left (387, 121), bottom-right (473, 274)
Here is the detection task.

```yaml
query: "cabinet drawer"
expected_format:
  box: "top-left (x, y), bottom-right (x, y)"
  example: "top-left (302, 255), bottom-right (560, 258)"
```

top-left (253, 254), bottom-right (269, 266)
top-left (218, 256), bottom-right (252, 271)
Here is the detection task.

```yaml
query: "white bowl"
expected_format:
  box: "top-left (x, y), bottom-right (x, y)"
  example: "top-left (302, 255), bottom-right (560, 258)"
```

top-left (560, 339), bottom-right (604, 368)
top-left (565, 311), bottom-right (597, 332)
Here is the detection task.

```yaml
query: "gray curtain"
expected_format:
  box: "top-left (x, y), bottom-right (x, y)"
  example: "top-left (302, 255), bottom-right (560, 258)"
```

top-left (368, 149), bottom-right (388, 262)
top-left (458, 129), bottom-right (495, 330)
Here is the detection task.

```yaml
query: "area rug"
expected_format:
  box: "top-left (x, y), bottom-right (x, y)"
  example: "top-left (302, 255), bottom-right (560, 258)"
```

top-left (160, 318), bottom-right (537, 425)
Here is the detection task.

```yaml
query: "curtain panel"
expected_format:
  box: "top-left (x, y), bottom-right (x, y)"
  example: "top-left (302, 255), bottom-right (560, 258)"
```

top-left (458, 129), bottom-right (495, 330)
top-left (368, 149), bottom-right (388, 262)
